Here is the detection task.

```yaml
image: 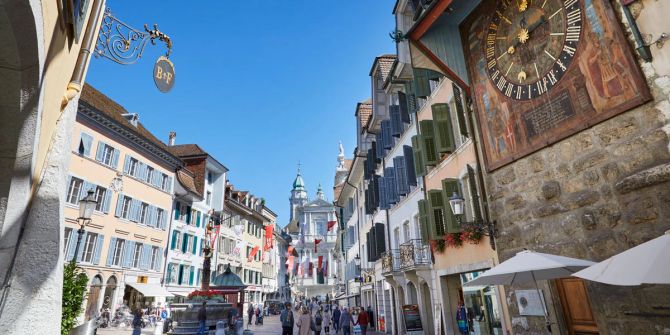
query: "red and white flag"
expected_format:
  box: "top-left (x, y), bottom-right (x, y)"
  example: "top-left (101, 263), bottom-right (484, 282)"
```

top-left (314, 239), bottom-right (322, 253)
top-left (327, 220), bottom-right (337, 231)
top-left (247, 246), bottom-right (259, 262)
top-left (263, 225), bottom-right (274, 251)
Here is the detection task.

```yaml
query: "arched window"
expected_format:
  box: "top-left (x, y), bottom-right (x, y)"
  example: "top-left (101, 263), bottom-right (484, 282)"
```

top-left (106, 276), bottom-right (117, 287)
top-left (91, 275), bottom-right (103, 286)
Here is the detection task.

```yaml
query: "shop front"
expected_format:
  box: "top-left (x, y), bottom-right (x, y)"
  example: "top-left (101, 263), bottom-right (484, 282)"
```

top-left (460, 271), bottom-right (504, 335)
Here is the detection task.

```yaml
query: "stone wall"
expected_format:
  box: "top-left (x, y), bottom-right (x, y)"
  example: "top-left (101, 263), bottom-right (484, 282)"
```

top-left (485, 1), bottom-right (670, 334)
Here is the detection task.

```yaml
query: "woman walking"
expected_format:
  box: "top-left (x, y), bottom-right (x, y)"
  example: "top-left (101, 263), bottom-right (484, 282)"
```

top-left (296, 306), bottom-right (313, 335)
top-left (322, 307), bottom-right (331, 334)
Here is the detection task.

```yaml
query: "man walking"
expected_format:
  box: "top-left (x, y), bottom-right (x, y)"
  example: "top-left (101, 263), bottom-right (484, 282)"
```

top-left (332, 306), bottom-right (341, 334)
top-left (340, 307), bottom-right (352, 335)
top-left (247, 304), bottom-right (254, 327)
top-left (280, 302), bottom-right (295, 335)
top-left (197, 301), bottom-right (207, 335)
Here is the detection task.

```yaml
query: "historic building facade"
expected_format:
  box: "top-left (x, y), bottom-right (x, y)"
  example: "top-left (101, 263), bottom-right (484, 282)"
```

top-left (64, 84), bottom-right (177, 320)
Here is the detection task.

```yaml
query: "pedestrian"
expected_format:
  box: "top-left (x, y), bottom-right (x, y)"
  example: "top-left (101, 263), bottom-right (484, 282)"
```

top-left (296, 306), bottom-right (313, 335)
top-left (332, 306), bottom-right (341, 334)
top-left (197, 301), bottom-right (207, 335)
top-left (322, 307), bottom-right (331, 334)
top-left (131, 308), bottom-right (143, 335)
top-left (366, 306), bottom-right (374, 330)
top-left (356, 307), bottom-right (368, 335)
top-left (255, 305), bottom-right (261, 325)
top-left (340, 307), bottom-right (352, 335)
top-left (247, 304), bottom-right (254, 327)
top-left (280, 302), bottom-right (295, 335)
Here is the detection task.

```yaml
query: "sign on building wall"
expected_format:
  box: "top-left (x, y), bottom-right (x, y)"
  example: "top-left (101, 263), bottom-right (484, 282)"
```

top-left (461, 0), bottom-right (650, 171)
top-left (402, 304), bottom-right (424, 334)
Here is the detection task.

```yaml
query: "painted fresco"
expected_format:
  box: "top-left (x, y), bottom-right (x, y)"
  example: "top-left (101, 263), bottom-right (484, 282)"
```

top-left (461, 0), bottom-right (650, 171)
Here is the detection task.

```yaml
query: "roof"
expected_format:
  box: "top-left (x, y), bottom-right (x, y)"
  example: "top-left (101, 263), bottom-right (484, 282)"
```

top-left (333, 183), bottom-right (345, 202)
top-left (175, 167), bottom-right (201, 197)
top-left (293, 171), bottom-right (305, 191)
top-left (168, 144), bottom-right (207, 157)
top-left (355, 100), bottom-right (373, 130)
top-left (369, 54), bottom-right (397, 81)
top-left (80, 84), bottom-right (182, 164)
top-left (211, 265), bottom-right (246, 289)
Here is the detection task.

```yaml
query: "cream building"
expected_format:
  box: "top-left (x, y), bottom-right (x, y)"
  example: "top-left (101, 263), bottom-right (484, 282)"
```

top-left (63, 84), bottom-right (179, 320)
top-left (0, 1), bottom-right (107, 332)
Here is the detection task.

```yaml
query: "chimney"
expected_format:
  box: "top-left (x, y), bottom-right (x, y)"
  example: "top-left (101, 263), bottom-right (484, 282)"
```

top-left (168, 131), bottom-right (176, 146)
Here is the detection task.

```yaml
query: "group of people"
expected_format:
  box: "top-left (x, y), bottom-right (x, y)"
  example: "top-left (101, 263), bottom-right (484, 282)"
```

top-left (246, 303), bottom-right (266, 326)
top-left (280, 300), bottom-right (373, 335)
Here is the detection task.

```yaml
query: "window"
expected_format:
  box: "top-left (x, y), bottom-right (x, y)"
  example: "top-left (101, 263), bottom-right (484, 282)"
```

top-left (156, 209), bottom-right (164, 228)
top-left (179, 203), bottom-right (188, 222)
top-left (78, 133), bottom-right (93, 156)
top-left (403, 221), bottom-right (411, 242)
top-left (112, 239), bottom-right (125, 266)
top-left (160, 174), bottom-right (169, 190)
top-left (243, 269), bottom-right (248, 283)
top-left (394, 228), bottom-right (400, 249)
top-left (206, 191), bottom-right (212, 206)
top-left (139, 203), bottom-right (149, 224)
top-left (207, 172), bottom-right (213, 184)
top-left (66, 177), bottom-right (84, 205)
top-left (82, 233), bottom-right (98, 263)
top-left (133, 243), bottom-right (143, 268)
top-left (145, 166), bottom-right (154, 183)
top-left (128, 158), bottom-right (139, 176)
top-left (99, 144), bottom-right (116, 166)
top-left (94, 186), bottom-right (107, 212)
top-left (150, 246), bottom-right (159, 270)
top-left (121, 197), bottom-right (132, 219)
top-left (64, 228), bottom-right (73, 254)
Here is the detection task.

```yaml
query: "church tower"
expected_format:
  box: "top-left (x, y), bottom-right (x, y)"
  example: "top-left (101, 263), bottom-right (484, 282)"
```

top-left (289, 166), bottom-right (308, 222)
top-left (334, 141), bottom-right (348, 186)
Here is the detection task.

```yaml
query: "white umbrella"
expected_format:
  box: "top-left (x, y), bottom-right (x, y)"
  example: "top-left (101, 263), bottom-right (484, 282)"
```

top-left (464, 250), bottom-right (595, 333)
top-left (573, 231), bottom-right (670, 286)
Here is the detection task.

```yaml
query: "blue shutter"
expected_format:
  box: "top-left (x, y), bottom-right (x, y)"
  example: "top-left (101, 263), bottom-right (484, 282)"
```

top-left (403, 145), bottom-right (418, 186)
top-left (381, 120), bottom-right (393, 150)
top-left (123, 241), bottom-right (135, 268)
top-left (150, 206), bottom-right (158, 227)
top-left (166, 176), bottom-right (173, 192)
top-left (65, 175), bottom-right (72, 199)
top-left (398, 91), bottom-right (411, 123)
top-left (102, 189), bottom-right (112, 214)
top-left (160, 209), bottom-right (167, 230)
top-left (394, 156), bottom-right (409, 196)
top-left (106, 237), bottom-right (117, 266)
top-left (75, 232), bottom-right (87, 262)
top-left (152, 171), bottom-right (160, 187)
top-left (138, 163), bottom-right (147, 180)
top-left (130, 199), bottom-right (140, 222)
top-left (385, 167), bottom-right (399, 204)
top-left (195, 211), bottom-right (201, 228)
top-left (155, 247), bottom-right (163, 271)
top-left (123, 155), bottom-right (131, 174)
top-left (141, 244), bottom-right (151, 270)
top-left (375, 134), bottom-right (384, 159)
top-left (379, 176), bottom-right (388, 210)
top-left (114, 193), bottom-right (124, 217)
top-left (166, 263), bottom-right (173, 282)
top-left (79, 181), bottom-right (92, 199)
top-left (65, 229), bottom-right (79, 261)
top-left (110, 148), bottom-right (120, 168)
top-left (390, 105), bottom-right (403, 137)
top-left (199, 239), bottom-right (204, 256)
top-left (92, 234), bottom-right (104, 264)
top-left (95, 142), bottom-right (105, 162)
top-left (81, 133), bottom-right (93, 156)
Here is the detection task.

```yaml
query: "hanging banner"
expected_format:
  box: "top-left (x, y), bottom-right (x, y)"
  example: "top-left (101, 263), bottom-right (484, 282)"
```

top-left (233, 240), bottom-right (245, 257)
top-left (327, 220), bottom-right (337, 231)
top-left (402, 305), bottom-right (423, 334)
top-left (287, 245), bottom-right (294, 257)
top-left (209, 224), bottom-right (221, 249)
top-left (264, 225), bottom-right (274, 251)
top-left (247, 246), bottom-right (259, 262)
top-left (314, 239), bottom-right (322, 253)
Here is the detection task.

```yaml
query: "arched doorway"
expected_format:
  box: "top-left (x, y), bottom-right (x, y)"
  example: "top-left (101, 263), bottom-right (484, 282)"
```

top-left (85, 275), bottom-right (103, 320)
top-left (421, 282), bottom-right (434, 334)
top-left (407, 282), bottom-right (418, 304)
top-left (102, 276), bottom-right (117, 311)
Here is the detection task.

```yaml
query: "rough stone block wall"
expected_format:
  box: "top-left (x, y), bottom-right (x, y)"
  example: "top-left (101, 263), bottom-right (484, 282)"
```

top-left (486, 2), bottom-right (670, 334)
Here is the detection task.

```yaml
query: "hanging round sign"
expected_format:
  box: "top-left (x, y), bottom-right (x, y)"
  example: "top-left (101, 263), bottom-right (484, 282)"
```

top-left (153, 56), bottom-right (175, 93)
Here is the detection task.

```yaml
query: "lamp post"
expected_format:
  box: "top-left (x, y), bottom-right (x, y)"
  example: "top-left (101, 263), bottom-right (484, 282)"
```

top-left (71, 189), bottom-right (98, 262)
top-left (448, 191), bottom-right (498, 250)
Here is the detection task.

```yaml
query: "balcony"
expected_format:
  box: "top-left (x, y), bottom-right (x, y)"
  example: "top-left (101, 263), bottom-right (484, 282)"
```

top-left (399, 239), bottom-right (431, 270)
top-left (381, 250), bottom-right (400, 275)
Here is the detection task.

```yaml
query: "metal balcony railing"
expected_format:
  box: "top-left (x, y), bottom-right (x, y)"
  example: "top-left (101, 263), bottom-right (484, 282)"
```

top-left (381, 250), bottom-right (400, 275)
top-left (399, 239), bottom-right (431, 270)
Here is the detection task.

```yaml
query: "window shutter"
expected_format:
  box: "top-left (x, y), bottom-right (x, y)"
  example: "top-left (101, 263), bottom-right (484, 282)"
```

top-left (413, 68), bottom-right (433, 98)
top-left (378, 176), bottom-right (388, 210)
top-left (403, 145), bottom-right (418, 186)
top-left (195, 211), bottom-right (201, 228)
top-left (186, 206), bottom-right (192, 224)
top-left (130, 199), bottom-right (140, 222)
top-left (79, 181), bottom-right (92, 199)
top-left (404, 82), bottom-right (418, 114)
top-left (114, 193), bottom-right (124, 217)
top-left (427, 190), bottom-right (446, 238)
top-left (106, 237), bottom-right (117, 266)
top-left (174, 202), bottom-right (181, 220)
top-left (160, 209), bottom-right (167, 230)
top-left (375, 134), bottom-right (384, 160)
top-left (166, 176), bottom-right (173, 192)
top-left (394, 157), bottom-right (409, 195)
top-left (375, 223), bottom-right (386, 257)
top-left (182, 234), bottom-right (189, 253)
top-left (390, 105), bottom-right (403, 137)
top-left (144, 244), bottom-right (153, 270)
top-left (81, 133), bottom-right (93, 156)
top-left (418, 200), bottom-right (429, 242)
top-left (432, 103), bottom-right (456, 153)
top-left (95, 142), bottom-right (105, 162)
top-left (419, 120), bottom-right (439, 166)
top-left (467, 165), bottom-right (483, 221)
top-left (111, 148), bottom-right (120, 168)
top-left (171, 231), bottom-right (178, 250)
top-left (156, 248), bottom-right (163, 271)
top-left (65, 175), bottom-right (72, 199)
top-left (366, 231), bottom-right (373, 262)
top-left (103, 189), bottom-right (112, 214)
top-left (398, 92), bottom-right (411, 123)
top-left (123, 155), bottom-right (131, 174)
top-left (192, 236), bottom-right (198, 254)
top-left (410, 136), bottom-right (425, 177)
top-left (189, 266), bottom-right (195, 285)
top-left (123, 241), bottom-right (135, 268)
top-left (372, 174), bottom-right (381, 210)
top-left (385, 167), bottom-right (399, 205)
top-left (199, 239), bottom-right (204, 256)
top-left (92, 234), bottom-right (104, 264)
top-left (452, 83), bottom-right (469, 137)
top-left (441, 178), bottom-right (462, 233)
top-left (65, 229), bottom-right (79, 261)
top-left (381, 120), bottom-right (393, 150)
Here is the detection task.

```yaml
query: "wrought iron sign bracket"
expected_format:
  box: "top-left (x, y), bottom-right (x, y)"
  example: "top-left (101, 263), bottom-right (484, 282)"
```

top-left (95, 8), bottom-right (172, 65)
top-left (456, 217), bottom-right (498, 250)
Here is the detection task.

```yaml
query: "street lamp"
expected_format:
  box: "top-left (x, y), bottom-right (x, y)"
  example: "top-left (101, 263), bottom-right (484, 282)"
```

top-left (448, 191), bottom-right (498, 250)
top-left (72, 189), bottom-right (98, 262)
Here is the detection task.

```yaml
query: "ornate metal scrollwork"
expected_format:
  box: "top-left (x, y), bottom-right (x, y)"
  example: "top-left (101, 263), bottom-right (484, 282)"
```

top-left (399, 244), bottom-right (414, 269)
top-left (95, 8), bottom-right (172, 65)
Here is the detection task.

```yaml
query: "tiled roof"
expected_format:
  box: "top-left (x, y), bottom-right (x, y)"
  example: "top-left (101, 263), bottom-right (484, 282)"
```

top-left (167, 144), bottom-right (207, 157)
top-left (333, 183), bottom-right (344, 202)
top-left (356, 100), bottom-right (373, 130)
top-left (175, 167), bottom-right (201, 197)
top-left (80, 84), bottom-right (181, 164)
top-left (344, 159), bottom-right (353, 171)
top-left (369, 54), bottom-right (397, 82)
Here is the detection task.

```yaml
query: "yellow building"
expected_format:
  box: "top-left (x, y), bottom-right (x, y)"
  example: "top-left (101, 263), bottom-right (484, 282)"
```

top-left (63, 84), bottom-right (180, 320)
top-left (0, 1), bottom-right (107, 333)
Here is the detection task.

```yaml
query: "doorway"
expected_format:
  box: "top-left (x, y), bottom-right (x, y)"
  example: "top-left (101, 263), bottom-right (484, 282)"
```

top-left (85, 275), bottom-right (103, 320)
top-left (102, 276), bottom-right (117, 310)
top-left (555, 278), bottom-right (599, 335)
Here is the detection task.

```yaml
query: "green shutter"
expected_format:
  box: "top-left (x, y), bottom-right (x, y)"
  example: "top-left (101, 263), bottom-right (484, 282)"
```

top-left (195, 211), bottom-right (201, 227)
top-left (413, 68), bottom-right (442, 98)
top-left (411, 135), bottom-right (426, 177)
top-left (182, 234), bottom-right (188, 253)
top-left (428, 190), bottom-right (446, 238)
top-left (441, 178), bottom-right (462, 233)
top-left (418, 199), bottom-right (429, 242)
top-left (174, 202), bottom-right (180, 220)
top-left (432, 103), bottom-right (456, 153)
top-left (185, 206), bottom-right (192, 224)
top-left (419, 120), bottom-right (439, 166)
top-left (171, 231), bottom-right (178, 250)
top-left (192, 236), bottom-right (198, 254)
top-left (452, 83), bottom-right (469, 138)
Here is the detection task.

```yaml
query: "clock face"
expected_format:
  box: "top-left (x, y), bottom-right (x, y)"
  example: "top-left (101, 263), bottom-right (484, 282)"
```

top-left (484, 0), bottom-right (583, 100)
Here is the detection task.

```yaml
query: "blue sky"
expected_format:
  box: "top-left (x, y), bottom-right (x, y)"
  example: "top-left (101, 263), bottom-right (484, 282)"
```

top-left (87, 1), bottom-right (396, 226)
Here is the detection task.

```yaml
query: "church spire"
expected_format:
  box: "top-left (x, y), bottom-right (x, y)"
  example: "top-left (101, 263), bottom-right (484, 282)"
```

top-left (316, 183), bottom-right (325, 200)
top-left (292, 162), bottom-right (305, 191)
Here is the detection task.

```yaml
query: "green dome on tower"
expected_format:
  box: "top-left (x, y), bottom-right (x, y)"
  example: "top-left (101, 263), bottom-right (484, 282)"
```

top-left (293, 170), bottom-right (305, 191)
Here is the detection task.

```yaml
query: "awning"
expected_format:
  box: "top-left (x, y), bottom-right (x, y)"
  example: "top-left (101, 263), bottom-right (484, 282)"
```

top-left (170, 291), bottom-right (190, 298)
top-left (125, 283), bottom-right (174, 297)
